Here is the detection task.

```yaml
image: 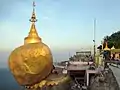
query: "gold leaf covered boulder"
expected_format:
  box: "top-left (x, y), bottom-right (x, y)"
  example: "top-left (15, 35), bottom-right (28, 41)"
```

top-left (8, 43), bottom-right (53, 86)
top-left (8, 3), bottom-right (53, 86)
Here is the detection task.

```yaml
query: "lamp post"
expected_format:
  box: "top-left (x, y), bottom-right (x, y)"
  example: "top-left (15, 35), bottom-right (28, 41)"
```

top-left (93, 40), bottom-right (96, 60)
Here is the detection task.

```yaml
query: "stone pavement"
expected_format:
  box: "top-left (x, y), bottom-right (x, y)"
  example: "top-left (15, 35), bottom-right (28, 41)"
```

top-left (109, 65), bottom-right (120, 89)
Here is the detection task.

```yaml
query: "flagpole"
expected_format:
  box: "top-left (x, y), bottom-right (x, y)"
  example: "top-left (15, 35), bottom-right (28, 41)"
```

top-left (93, 19), bottom-right (96, 61)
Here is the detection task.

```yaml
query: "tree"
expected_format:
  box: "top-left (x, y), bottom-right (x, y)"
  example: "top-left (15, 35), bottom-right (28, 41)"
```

top-left (97, 31), bottom-right (120, 49)
top-left (103, 31), bottom-right (120, 49)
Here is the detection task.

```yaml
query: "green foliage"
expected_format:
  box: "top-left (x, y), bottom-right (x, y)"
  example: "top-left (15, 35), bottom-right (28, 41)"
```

top-left (103, 31), bottom-right (120, 49)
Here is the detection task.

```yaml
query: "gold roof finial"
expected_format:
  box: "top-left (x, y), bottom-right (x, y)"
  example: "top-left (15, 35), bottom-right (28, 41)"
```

top-left (111, 45), bottom-right (115, 50)
top-left (30, 1), bottom-right (37, 22)
top-left (104, 41), bottom-right (110, 51)
top-left (24, 1), bottom-right (41, 44)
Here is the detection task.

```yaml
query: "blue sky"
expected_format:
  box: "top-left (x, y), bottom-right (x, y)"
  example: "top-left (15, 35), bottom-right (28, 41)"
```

top-left (0, 0), bottom-right (120, 66)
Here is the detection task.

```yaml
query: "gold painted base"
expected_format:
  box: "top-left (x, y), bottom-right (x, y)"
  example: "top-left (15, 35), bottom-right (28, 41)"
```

top-left (25, 74), bottom-right (71, 90)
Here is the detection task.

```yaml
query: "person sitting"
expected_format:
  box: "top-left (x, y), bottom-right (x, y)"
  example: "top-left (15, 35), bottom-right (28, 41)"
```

top-left (52, 65), bottom-right (58, 74)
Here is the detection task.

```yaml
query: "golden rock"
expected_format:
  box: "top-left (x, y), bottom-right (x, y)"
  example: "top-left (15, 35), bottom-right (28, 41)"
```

top-left (8, 2), bottom-right (53, 86)
top-left (8, 43), bottom-right (53, 86)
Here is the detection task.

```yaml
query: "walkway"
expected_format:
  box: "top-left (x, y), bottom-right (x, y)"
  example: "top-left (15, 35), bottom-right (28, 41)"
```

top-left (109, 65), bottom-right (120, 88)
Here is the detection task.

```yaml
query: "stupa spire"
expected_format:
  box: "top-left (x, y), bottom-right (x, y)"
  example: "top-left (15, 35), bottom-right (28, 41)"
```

top-left (24, 1), bottom-right (41, 44)
top-left (111, 45), bottom-right (115, 50)
top-left (104, 41), bottom-right (110, 51)
top-left (30, 1), bottom-right (37, 22)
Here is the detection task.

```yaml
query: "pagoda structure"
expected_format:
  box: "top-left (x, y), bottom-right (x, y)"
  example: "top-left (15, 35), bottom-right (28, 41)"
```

top-left (111, 45), bottom-right (120, 59)
top-left (102, 42), bottom-right (120, 60)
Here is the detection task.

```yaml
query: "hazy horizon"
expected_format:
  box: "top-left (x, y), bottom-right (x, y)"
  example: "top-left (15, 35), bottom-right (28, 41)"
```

top-left (0, 46), bottom-right (95, 68)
